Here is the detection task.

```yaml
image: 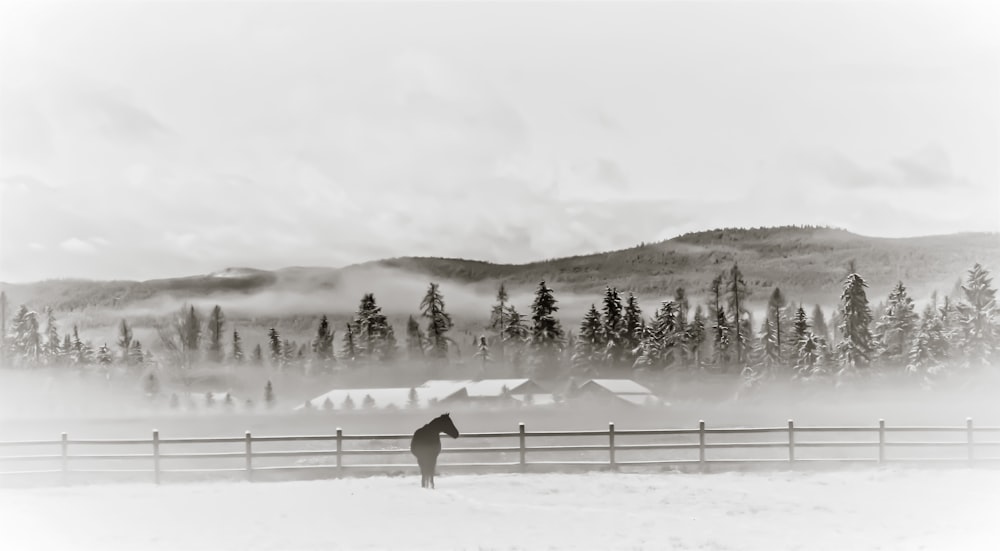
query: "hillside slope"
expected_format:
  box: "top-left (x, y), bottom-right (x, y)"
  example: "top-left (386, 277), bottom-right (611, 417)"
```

top-left (2, 227), bottom-right (998, 312)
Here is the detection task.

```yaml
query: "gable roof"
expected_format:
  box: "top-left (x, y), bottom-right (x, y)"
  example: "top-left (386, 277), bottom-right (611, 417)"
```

top-left (463, 379), bottom-right (541, 397)
top-left (581, 379), bottom-right (654, 395)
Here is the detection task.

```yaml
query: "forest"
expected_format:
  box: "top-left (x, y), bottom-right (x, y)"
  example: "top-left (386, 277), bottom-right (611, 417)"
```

top-left (1, 259), bottom-right (997, 404)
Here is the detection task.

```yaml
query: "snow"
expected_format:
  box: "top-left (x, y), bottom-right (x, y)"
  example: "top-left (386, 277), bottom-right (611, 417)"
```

top-left (3, 469), bottom-right (998, 550)
top-left (583, 379), bottom-right (654, 394)
top-left (463, 379), bottom-right (541, 397)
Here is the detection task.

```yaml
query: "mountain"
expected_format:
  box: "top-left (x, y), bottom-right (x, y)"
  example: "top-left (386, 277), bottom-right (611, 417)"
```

top-left (2, 227), bottom-right (998, 313)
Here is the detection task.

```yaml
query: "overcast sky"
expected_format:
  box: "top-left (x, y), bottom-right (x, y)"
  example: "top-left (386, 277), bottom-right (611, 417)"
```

top-left (1, 1), bottom-right (997, 282)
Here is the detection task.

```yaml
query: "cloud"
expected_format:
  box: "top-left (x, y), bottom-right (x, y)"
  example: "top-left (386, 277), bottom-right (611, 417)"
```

top-left (790, 145), bottom-right (971, 191)
top-left (59, 238), bottom-right (98, 254)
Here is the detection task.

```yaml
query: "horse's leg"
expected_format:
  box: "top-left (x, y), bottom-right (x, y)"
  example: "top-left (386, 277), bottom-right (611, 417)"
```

top-left (416, 455), bottom-right (428, 488)
top-left (429, 454), bottom-right (438, 489)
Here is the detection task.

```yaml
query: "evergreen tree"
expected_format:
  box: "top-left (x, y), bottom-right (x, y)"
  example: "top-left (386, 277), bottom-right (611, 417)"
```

top-left (473, 335), bottom-right (491, 373)
top-left (529, 281), bottom-right (564, 377)
top-left (601, 287), bottom-right (625, 368)
top-left (96, 343), bottom-right (113, 366)
top-left (117, 319), bottom-right (133, 365)
top-left (11, 306), bottom-right (41, 364)
top-left (874, 281), bottom-right (918, 366)
top-left (795, 332), bottom-right (825, 378)
top-left (206, 305), bottom-right (225, 363)
top-left (488, 283), bottom-right (509, 361)
top-left (179, 305), bottom-right (201, 362)
top-left (956, 263), bottom-right (998, 368)
top-left (129, 340), bottom-right (144, 365)
top-left (622, 293), bottom-right (644, 363)
top-left (231, 330), bottom-right (244, 364)
top-left (62, 333), bottom-right (72, 359)
top-left (267, 328), bottom-right (283, 368)
top-left (792, 306), bottom-right (810, 346)
top-left (353, 294), bottom-right (393, 362)
top-left (264, 380), bottom-right (275, 408)
top-left (811, 304), bottom-right (830, 343)
top-left (251, 343), bottom-right (263, 366)
top-left (43, 307), bottom-right (60, 361)
top-left (503, 305), bottom-right (530, 372)
top-left (407, 387), bottom-right (419, 409)
top-left (312, 315), bottom-right (335, 370)
top-left (420, 283), bottom-right (453, 361)
top-left (143, 372), bottom-right (160, 397)
top-left (766, 288), bottom-right (787, 365)
top-left (362, 394), bottom-right (376, 409)
top-left (341, 322), bottom-right (358, 364)
top-left (907, 303), bottom-right (950, 376)
top-left (687, 305), bottom-right (707, 368)
top-left (836, 272), bottom-right (874, 372)
top-left (673, 287), bottom-right (690, 366)
top-left (0, 291), bottom-right (6, 366)
top-left (405, 315), bottom-right (425, 361)
top-left (342, 394), bottom-right (355, 410)
top-left (708, 274), bottom-right (730, 368)
top-left (322, 396), bottom-right (334, 411)
top-left (754, 318), bottom-right (781, 377)
top-left (572, 304), bottom-right (605, 374)
top-left (727, 264), bottom-right (750, 366)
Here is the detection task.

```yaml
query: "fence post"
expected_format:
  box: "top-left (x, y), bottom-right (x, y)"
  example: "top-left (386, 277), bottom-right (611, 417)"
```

top-left (967, 418), bottom-right (975, 467)
top-left (609, 422), bottom-right (616, 470)
top-left (787, 419), bottom-right (795, 466)
top-left (519, 422), bottom-right (526, 472)
top-left (878, 419), bottom-right (885, 465)
top-left (336, 428), bottom-right (343, 476)
top-left (245, 431), bottom-right (253, 482)
top-left (698, 420), bottom-right (706, 472)
top-left (60, 432), bottom-right (68, 484)
top-left (152, 430), bottom-right (160, 485)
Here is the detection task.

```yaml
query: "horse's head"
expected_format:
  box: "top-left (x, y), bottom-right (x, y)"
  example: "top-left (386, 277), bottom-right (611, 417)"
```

top-left (436, 413), bottom-right (460, 439)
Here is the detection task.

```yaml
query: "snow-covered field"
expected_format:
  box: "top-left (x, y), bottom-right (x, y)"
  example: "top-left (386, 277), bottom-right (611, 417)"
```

top-left (3, 469), bottom-right (999, 550)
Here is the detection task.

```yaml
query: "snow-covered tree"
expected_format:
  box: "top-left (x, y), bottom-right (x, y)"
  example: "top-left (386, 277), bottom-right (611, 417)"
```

top-left (572, 304), bottom-right (605, 374)
top-left (874, 281), bottom-right (918, 366)
top-left (421, 283), bottom-right (453, 362)
top-left (956, 263), bottom-right (998, 368)
top-left (529, 281), bottom-right (564, 377)
top-left (206, 305), bottom-right (225, 363)
top-left (836, 272), bottom-right (874, 373)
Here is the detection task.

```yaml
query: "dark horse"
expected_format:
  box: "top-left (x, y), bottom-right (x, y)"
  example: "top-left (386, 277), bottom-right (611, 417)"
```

top-left (410, 413), bottom-right (460, 489)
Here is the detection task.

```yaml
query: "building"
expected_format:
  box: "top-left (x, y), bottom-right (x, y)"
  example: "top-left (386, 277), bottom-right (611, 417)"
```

top-left (570, 379), bottom-right (663, 406)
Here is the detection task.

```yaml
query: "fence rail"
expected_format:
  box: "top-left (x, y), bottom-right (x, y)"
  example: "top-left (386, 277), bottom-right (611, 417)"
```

top-left (2, 418), bottom-right (998, 485)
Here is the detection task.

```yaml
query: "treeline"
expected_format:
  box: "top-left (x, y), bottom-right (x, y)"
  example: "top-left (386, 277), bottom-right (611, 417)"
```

top-left (1, 263), bottom-right (997, 386)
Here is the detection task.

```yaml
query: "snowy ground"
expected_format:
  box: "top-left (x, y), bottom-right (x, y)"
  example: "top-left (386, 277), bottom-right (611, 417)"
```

top-left (3, 469), bottom-right (999, 550)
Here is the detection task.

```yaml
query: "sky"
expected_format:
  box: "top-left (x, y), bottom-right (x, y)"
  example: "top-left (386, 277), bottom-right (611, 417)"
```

top-left (0, 0), bottom-right (998, 282)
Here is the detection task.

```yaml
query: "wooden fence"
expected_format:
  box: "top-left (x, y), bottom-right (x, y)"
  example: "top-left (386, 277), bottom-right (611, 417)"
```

top-left (2, 418), bottom-right (999, 485)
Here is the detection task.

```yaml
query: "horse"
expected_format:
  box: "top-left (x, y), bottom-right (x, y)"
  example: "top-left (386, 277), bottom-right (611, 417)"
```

top-left (410, 413), bottom-right (460, 489)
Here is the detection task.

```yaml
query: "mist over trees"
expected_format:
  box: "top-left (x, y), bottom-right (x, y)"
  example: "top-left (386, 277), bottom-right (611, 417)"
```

top-left (2, 264), bottom-right (998, 395)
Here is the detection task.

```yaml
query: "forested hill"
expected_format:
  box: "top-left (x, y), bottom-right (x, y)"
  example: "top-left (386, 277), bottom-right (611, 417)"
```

top-left (3, 227), bottom-right (999, 311)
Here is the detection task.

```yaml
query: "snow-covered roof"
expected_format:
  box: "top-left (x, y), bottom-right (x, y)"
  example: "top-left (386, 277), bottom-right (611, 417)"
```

top-left (417, 380), bottom-right (475, 400)
top-left (616, 394), bottom-right (662, 406)
top-left (510, 393), bottom-right (558, 406)
top-left (583, 379), bottom-right (654, 395)
top-left (463, 379), bottom-right (540, 397)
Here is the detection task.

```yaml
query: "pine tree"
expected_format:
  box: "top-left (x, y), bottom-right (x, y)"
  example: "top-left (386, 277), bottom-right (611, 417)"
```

top-left (341, 322), bottom-right (358, 364)
top-left (421, 283), bottom-right (453, 362)
top-left (322, 396), bottom-right (334, 411)
top-left (231, 330), bottom-right (244, 364)
top-left (342, 394), bottom-right (355, 410)
top-left (836, 272), bottom-right (874, 372)
top-left (405, 315), bottom-right (425, 361)
top-left (708, 274), bottom-right (730, 368)
top-left (179, 305), bottom-right (201, 363)
top-left (43, 307), bottom-right (60, 361)
top-left (251, 343), bottom-right (263, 366)
top-left (956, 263), bottom-right (998, 368)
top-left (503, 305), bottom-right (530, 372)
top-left (795, 332), bottom-right (825, 378)
top-left (206, 305), bottom-right (225, 363)
top-left (268, 328), bottom-right (283, 368)
top-left (362, 394), bottom-right (376, 409)
top-left (117, 319), bottom-right (133, 365)
top-left (792, 306), bottom-right (810, 346)
top-left (96, 343), bottom-right (113, 365)
top-left (601, 287), bottom-right (625, 368)
top-left (727, 264), bottom-right (750, 366)
top-left (143, 372), bottom-right (160, 397)
top-left (687, 305), bottom-right (707, 368)
top-left (473, 335), bottom-right (490, 373)
top-left (264, 380), bottom-right (275, 408)
top-left (529, 281), bottom-right (564, 377)
top-left (874, 281), bottom-right (918, 366)
top-left (407, 387), bottom-right (419, 409)
top-left (62, 333), bottom-right (72, 359)
top-left (811, 304), bottom-right (830, 343)
top-left (11, 306), bottom-right (42, 364)
top-left (907, 303), bottom-right (950, 376)
top-left (754, 318), bottom-right (781, 377)
top-left (0, 291), bottom-right (6, 366)
top-left (622, 293), bottom-right (644, 363)
top-left (572, 304), bottom-right (605, 374)
top-left (129, 340), bottom-right (144, 365)
top-left (488, 283), bottom-right (509, 361)
top-left (673, 287), bottom-right (690, 366)
top-left (312, 315), bottom-right (335, 370)
top-left (767, 288), bottom-right (787, 365)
